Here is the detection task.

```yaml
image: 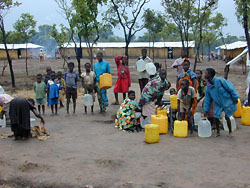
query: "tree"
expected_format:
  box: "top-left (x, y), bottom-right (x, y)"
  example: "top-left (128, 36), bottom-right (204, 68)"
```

top-left (162, 0), bottom-right (195, 56)
top-left (14, 13), bottom-right (36, 76)
top-left (51, 24), bottom-right (69, 69)
top-left (192, 0), bottom-right (218, 72)
top-left (143, 9), bottom-right (165, 61)
top-left (71, 0), bottom-right (107, 69)
top-left (235, 0), bottom-right (250, 59)
top-left (105, 0), bottom-right (149, 60)
top-left (0, 0), bottom-right (21, 88)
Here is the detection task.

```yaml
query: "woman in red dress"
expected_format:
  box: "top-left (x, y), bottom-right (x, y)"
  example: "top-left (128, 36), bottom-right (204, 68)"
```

top-left (112, 56), bottom-right (131, 105)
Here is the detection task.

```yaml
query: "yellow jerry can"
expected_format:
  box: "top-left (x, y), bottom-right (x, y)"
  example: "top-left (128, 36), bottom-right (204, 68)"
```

top-left (170, 94), bottom-right (178, 110)
top-left (233, 99), bottom-right (242, 118)
top-left (174, 120), bottom-right (188, 138)
top-left (156, 107), bottom-right (167, 116)
top-left (99, 73), bottom-right (112, 89)
top-left (145, 124), bottom-right (159, 144)
top-left (241, 106), bottom-right (250, 126)
top-left (0, 106), bottom-right (2, 113)
top-left (151, 115), bottom-right (168, 134)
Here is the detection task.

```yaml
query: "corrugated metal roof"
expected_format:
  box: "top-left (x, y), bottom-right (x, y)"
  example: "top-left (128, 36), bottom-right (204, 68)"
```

top-left (0, 43), bottom-right (43, 50)
top-left (216, 41), bottom-right (247, 50)
top-left (62, 41), bottom-right (195, 48)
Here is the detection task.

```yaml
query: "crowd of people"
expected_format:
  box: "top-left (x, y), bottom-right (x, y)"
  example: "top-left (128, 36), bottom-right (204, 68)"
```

top-left (0, 48), bottom-right (248, 140)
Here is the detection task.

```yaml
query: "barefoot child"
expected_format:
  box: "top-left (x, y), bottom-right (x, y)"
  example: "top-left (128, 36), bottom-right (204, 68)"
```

top-left (112, 56), bottom-right (131, 105)
top-left (33, 74), bottom-right (46, 115)
top-left (177, 79), bottom-right (197, 134)
top-left (64, 62), bottom-right (79, 115)
top-left (56, 71), bottom-right (66, 108)
top-left (81, 62), bottom-right (96, 114)
top-left (47, 71), bottom-right (62, 115)
top-left (196, 69), bottom-right (205, 104)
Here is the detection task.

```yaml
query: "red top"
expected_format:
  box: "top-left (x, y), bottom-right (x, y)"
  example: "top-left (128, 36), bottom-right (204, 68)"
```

top-left (115, 56), bottom-right (131, 86)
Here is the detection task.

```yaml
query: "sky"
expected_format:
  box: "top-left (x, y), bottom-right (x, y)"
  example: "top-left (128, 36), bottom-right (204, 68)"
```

top-left (3, 0), bottom-right (245, 38)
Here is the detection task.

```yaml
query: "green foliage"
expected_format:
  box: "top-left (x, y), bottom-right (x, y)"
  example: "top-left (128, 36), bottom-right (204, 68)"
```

top-left (51, 24), bottom-right (69, 49)
top-left (13, 13), bottom-right (36, 42)
top-left (234, 0), bottom-right (250, 29)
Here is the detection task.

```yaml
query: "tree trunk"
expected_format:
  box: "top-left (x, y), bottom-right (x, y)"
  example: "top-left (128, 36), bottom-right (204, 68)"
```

top-left (0, 18), bottom-right (15, 87)
top-left (152, 38), bottom-right (155, 62)
top-left (242, 0), bottom-right (250, 59)
top-left (125, 42), bottom-right (129, 59)
top-left (25, 41), bottom-right (28, 76)
top-left (208, 41), bottom-right (211, 62)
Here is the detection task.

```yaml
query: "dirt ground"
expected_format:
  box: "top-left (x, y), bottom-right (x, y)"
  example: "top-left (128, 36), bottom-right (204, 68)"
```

top-left (0, 58), bottom-right (250, 188)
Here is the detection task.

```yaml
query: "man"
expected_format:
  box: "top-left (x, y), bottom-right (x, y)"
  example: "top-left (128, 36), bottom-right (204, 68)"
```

top-left (94, 52), bottom-right (111, 113)
top-left (203, 68), bottom-right (238, 137)
top-left (0, 94), bottom-right (14, 125)
top-left (136, 49), bottom-right (152, 92)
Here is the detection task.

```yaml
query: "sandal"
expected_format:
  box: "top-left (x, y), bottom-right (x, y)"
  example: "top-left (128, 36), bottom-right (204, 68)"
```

top-left (111, 102), bottom-right (119, 105)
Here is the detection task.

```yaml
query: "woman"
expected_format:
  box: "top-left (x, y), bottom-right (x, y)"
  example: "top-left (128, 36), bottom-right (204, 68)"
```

top-left (9, 97), bottom-right (44, 140)
top-left (115, 90), bottom-right (140, 131)
top-left (139, 69), bottom-right (171, 119)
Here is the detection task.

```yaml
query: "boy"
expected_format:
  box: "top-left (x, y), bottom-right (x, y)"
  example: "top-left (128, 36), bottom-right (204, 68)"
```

top-left (47, 71), bottom-right (62, 115)
top-left (203, 68), bottom-right (238, 137)
top-left (81, 62), bottom-right (96, 114)
top-left (94, 52), bottom-right (111, 113)
top-left (64, 62), bottom-right (79, 115)
top-left (177, 79), bottom-right (197, 134)
top-left (33, 74), bottom-right (46, 115)
top-left (44, 66), bottom-right (52, 106)
top-left (56, 71), bottom-right (66, 108)
top-left (196, 70), bottom-right (205, 104)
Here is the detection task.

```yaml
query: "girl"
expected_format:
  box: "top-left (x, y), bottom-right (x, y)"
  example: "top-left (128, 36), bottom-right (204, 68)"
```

top-left (115, 90), bottom-right (140, 132)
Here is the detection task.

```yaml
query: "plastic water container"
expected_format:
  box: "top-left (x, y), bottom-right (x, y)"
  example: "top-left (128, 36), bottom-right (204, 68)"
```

top-left (145, 124), bottom-right (159, 144)
top-left (99, 73), bottom-right (112, 89)
top-left (194, 112), bottom-right (202, 126)
top-left (170, 95), bottom-right (177, 110)
top-left (223, 116), bottom-right (236, 131)
top-left (0, 115), bottom-right (6, 128)
top-left (0, 85), bottom-right (5, 94)
top-left (145, 62), bottom-right (156, 75)
top-left (156, 108), bottom-right (167, 116)
top-left (0, 106), bottom-right (2, 113)
top-left (241, 106), bottom-right (250, 126)
top-left (198, 118), bottom-right (212, 137)
top-left (151, 115), bottom-right (168, 134)
top-left (174, 120), bottom-right (188, 138)
top-left (136, 59), bottom-right (146, 72)
top-left (233, 99), bottom-right (242, 118)
top-left (30, 118), bottom-right (36, 127)
top-left (83, 94), bottom-right (93, 107)
top-left (140, 116), bottom-right (151, 128)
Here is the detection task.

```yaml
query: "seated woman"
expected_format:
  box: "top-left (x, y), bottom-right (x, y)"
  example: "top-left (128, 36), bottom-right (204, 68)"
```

top-left (115, 90), bottom-right (140, 132)
top-left (9, 97), bottom-right (44, 140)
top-left (139, 69), bottom-right (171, 122)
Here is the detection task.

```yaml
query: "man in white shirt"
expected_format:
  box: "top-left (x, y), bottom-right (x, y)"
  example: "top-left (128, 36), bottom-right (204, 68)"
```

top-left (136, 49), bottom-right (152, 92)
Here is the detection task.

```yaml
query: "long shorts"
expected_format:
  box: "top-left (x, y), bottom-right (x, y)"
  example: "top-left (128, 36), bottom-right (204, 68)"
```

top-left (48, 98), bottom-right (59, 105)
top-left (66, 90), bottom-right (77, 100)
top-left (36, 98), bottom-right (46, 105)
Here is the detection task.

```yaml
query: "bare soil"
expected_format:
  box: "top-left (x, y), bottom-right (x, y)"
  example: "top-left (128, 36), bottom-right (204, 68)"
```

top-left (0, 58), bottom-right (250, 188)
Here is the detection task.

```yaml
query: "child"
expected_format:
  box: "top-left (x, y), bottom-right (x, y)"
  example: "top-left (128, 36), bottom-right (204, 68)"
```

top-left (64, 62), bottom-right (79, 115)
top-left (81, 62), bottom-right (96, 114)
top-left (112, 56), bottom-right (131, 105)
top-left (115, 90), bottom-right (140, 132)
top-left (196, 70), bottom-right (205, 104)
top-left (177, 79), bottom-right (197, 134)
top-left (169, 88), bottom-right (177, 131)
top-left (33, 74), bottom-right (46, 115)
top-left (56, 71), bottom-right (66, 108)
top-left (47, 71), bottom-right (62, 115)
top-left (44, 66), bottom-right (52, 106)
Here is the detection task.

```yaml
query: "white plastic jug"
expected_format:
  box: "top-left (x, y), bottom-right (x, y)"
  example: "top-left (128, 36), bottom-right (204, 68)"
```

top-left (83, 94), bottom-right (93, 107)
top-left (194, 112), bottom-right (202, 126)
top-left (30, 118), bottom-right (36, 127)
top-left (136, 59), bottom-right (146, 72)
top-left (0, 85), bottom-right (5, 94)
top-left (223, 116), bottom-right (236, 131)
top-left (140, 116), bottom-right (151, 128)
top-left (198, 118), bottom-right (212, 138)
top-left (246, 69), bottom-right (250, 95)
top-left (0, 115), bottom-right (6, 128)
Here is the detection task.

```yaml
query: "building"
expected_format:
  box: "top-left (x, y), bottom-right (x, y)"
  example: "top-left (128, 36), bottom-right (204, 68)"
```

top-left (61, 41), bottom-right (195, 59)
top-left (0, 43), bottom-right (43, 59)
top-left (216, 41), bottom-right (248, 60)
